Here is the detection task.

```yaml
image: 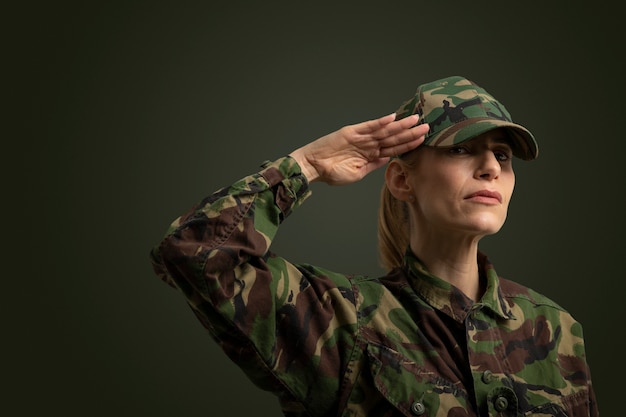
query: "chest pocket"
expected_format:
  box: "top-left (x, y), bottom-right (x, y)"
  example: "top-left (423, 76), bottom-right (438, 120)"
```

top-left (356, 343), bottom-right (473, 417)
top-left (522, 388), bottom-right (591, 417)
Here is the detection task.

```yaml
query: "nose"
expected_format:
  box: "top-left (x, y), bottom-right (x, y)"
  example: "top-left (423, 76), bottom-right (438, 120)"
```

top-left (474, 151), bottom-right (501, 180)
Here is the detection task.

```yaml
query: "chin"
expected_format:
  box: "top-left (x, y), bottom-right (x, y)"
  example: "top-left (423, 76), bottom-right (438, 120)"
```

top-left (467, 216), bottom-right (506, 236)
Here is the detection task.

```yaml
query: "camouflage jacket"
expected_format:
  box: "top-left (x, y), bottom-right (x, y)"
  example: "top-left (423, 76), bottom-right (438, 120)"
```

top-left (150, 156), bottom-right (598, 417)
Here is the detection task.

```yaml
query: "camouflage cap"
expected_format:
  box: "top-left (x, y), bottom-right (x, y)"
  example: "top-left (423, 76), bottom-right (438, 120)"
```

top-left (395, 76), bottom-right (538, 160)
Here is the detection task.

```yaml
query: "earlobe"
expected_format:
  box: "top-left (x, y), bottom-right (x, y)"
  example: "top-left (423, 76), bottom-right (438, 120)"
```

top-left (385, 161), bottom-right (413, 202)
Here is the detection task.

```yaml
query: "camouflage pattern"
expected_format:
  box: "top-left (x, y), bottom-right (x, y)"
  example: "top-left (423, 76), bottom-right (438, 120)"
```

top-left (395, 76), bottom-right (539, 160)
top-left (151, 157), bottom-right (597, 416)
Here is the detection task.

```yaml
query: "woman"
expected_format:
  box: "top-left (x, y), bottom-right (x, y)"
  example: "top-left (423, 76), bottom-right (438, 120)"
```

top-left (150, 76), bottom-right (598, 416)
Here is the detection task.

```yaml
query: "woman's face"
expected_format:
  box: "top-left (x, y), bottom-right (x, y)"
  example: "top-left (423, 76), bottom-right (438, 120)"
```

top-left (405, 128), bottom-right (516, 239)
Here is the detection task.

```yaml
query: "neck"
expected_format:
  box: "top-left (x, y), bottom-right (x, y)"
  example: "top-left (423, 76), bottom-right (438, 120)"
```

top-left (410, 233), bottom-right (483, 301)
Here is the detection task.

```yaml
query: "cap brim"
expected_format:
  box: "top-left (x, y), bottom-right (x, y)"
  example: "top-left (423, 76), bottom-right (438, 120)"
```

top-left (426, 118), bottom-right (538, 160)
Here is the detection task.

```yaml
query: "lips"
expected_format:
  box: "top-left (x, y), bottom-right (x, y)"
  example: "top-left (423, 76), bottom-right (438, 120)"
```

top-left (465, 190), bottom-right (503, 204)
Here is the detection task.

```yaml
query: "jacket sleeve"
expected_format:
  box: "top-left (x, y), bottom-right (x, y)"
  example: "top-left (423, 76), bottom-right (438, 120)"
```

top-left (149, 156), bottom-right (358, 414)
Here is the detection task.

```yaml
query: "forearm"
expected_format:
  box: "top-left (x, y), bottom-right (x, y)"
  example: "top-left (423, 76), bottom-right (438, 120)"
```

top-left (150, 156), bottom-right (311, 302)
top-left (150, 156), bottom-right (358, 407)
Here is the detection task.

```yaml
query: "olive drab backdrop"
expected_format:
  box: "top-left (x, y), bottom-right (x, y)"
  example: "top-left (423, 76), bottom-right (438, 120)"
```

top-left (7, 1), bottom-right (622, 416)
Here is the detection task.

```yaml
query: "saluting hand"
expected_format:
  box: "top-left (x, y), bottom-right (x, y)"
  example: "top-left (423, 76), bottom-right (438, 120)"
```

top-left (289, 113), bottom-right (428, 185)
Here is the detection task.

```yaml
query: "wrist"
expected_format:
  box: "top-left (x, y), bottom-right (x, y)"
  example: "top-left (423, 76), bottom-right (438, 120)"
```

top-left (288, 148), bottom-right (320, 183)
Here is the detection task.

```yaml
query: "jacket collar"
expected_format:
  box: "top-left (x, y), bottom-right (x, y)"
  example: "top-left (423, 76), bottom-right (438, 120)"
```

top-left (403, 249), bottom-right (516, 323)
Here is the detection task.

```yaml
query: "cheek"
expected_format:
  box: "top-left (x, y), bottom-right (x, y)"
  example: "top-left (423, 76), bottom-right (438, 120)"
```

top-left (502, 173), bottom-right (516, 205)
top-left (413, 178), bottom-right (439, 206)
top-left (413, 183), bottom-right (458, 220)
top-left (413, 171), bottom-right (462, 207)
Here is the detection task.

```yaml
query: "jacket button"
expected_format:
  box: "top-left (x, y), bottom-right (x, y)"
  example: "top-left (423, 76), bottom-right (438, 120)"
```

top-left (494, 396), bottom-right (509, 412)
top-left (410, 401), bottom-right (426, 415)
top-left (482, 370), bottom-right (494, 384)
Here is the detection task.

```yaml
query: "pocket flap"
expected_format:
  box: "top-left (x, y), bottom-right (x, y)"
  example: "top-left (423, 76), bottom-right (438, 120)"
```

top-left (366, 343), bottom-right (470, 416)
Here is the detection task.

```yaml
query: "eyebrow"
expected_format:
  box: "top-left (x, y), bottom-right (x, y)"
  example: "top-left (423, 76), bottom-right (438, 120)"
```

top-left (490, 135), bottom-right (515, 148)
top-left (495, 139), bottom-right (513, 147)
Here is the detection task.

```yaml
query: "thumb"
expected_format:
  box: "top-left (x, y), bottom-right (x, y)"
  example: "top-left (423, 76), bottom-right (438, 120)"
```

top-left (362, 157), bottom-right (390, 176)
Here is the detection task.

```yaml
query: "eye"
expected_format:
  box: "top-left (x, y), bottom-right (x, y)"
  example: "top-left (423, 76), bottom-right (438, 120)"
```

top-left (494, 148), bottom-right (513, 162)
top-left (448, 146), bottom-right (469, 155)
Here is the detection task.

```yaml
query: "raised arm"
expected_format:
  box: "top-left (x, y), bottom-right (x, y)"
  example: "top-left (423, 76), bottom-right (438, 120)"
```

top-left (150, 113), bottom-right (428, 414)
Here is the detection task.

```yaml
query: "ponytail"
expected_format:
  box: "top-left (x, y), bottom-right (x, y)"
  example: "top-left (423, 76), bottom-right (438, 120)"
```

top-left (377, 182), bottom-right (410, 271)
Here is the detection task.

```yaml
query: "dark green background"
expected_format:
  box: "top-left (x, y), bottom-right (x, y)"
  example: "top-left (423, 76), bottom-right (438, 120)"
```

top-left (8, 1), bottom-right (622, 416)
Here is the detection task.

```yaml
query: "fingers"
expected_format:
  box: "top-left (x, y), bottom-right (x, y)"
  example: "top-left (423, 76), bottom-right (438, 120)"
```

top-left (354, 113), bottom-right (419, 134)
top-left (379, 121), bottom-right (429, 145)
top-left (355, 114), bottom-right (425, 146)
top-left (349, 112), bottom-right (429, 158)
top-left (376, 114), bottom-right (422, 138)
top-left (378, 133), bottom-right (426, 158)
top-left (353, 113), bottom-right (397, 134)
top-left (353, 113), bottom-right (399, 134)
top-left (376, 120), bottom-right (429, 157)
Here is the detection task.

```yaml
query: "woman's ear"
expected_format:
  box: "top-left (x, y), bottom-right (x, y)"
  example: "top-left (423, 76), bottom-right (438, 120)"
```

top-left (385, 160), bottom-right (413, 202)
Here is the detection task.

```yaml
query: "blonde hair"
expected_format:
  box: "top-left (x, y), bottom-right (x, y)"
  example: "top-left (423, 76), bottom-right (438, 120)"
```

top-left (377, 155), bottom-right (418, 271)
top-left (377, 184), bottom-right (409, 271)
